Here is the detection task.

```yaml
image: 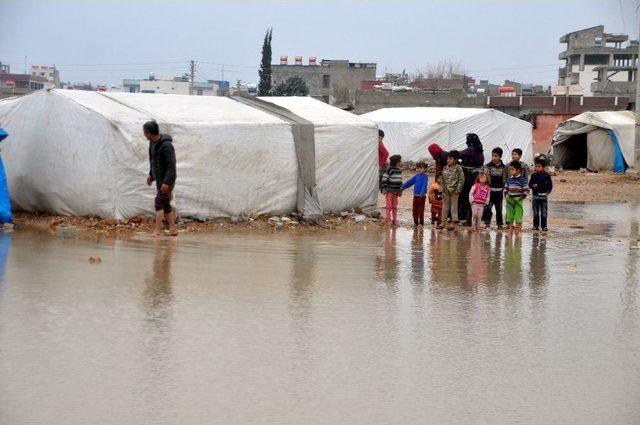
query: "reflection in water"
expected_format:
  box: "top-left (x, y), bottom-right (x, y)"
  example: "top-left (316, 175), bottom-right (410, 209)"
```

top-left (410, 227), bottom-right (425, 286)
top-left (621, 219), bottom-right (639, 337)
top-left (467, 233), bottom-right (488, 288)
top-left (376, 226), bottom-right (399, 289)
top-left (0, 233), bottom-right (10, 287)
top-left (529, 234), bottom-right (548, 298)
top-left (139, 238), bottom-right (176, 419)
top-left (503, 235), bottom-right (523, 293)
top-left (485, 232), bottom-right (504, 290)
top-left (143, 239), bottom-right (175, 317)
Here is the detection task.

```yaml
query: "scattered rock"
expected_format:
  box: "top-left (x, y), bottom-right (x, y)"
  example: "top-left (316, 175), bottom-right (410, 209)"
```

top-left (230, 216), bottom-right (240, 223)
top-left (268, 217), bottom-right (281, 226)
top-left (354, 214), bottom-right (366, 222)
top-left (129, 215), bottom-right (143, 224)
top-left (104, 216), bottom-right (117, 226)
top-left (49, 218), bottom-right (63, 230)
top-left (560, 179), bottom-right (567, 183)
top-left (579, 168), bottom-right (587, 174)
top-left (340, 211), bottom-right (349, 217)
top-left (88, 256), bottom-right (102, 264)
top-left (281, 216), bottom-right (292, 223)
top-left (56, 225), bottom-right (78, 238)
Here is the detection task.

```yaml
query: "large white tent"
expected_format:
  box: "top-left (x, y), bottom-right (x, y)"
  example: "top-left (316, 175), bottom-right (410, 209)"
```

top-left (362, 107), bottom-right (534, 164)
top-left (551, 111), bottom-right (635, 172)
top-left (0, 90), bottom-right (378, 220)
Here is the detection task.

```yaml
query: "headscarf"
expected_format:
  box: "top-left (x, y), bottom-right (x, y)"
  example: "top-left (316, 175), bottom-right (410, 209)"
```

top-left (466, 133), bottom-right (483, 152)
top-left (428, 143), bottom-right (443, 159)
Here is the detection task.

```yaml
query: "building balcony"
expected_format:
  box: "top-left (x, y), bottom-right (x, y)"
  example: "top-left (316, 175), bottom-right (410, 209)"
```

top-left (591, 80), bottom-right (636, 96)
top-left (604, 33), bottom-right (629, 43)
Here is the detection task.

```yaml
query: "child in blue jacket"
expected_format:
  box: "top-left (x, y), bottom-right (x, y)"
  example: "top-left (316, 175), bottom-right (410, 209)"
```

top-left (402, 162), bottom-right (429, 226)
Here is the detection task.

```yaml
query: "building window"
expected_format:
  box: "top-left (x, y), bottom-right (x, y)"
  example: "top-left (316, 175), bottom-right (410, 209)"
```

top-left (129, 87), bottom-right (136, 93)
top-left (322, 74), bottom-right (330, 88)
top-left (197, 89), bottom-right (203, 96)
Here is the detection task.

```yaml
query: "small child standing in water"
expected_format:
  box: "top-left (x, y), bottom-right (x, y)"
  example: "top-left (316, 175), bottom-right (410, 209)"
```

top-left (468, 170), bottom-right (491, 231)
top-left (428, 175), bottom-right (443, 226)
top-left (529, 157), bottom-right (553, 231)
top-left (441, 150), bottom-right (464, 230)
top-left (381, 154), bottom-right (403, 227)
top-left (402, 162), bottom-right (429, 226)
top-left (504, 161), bottom-right (529, 233)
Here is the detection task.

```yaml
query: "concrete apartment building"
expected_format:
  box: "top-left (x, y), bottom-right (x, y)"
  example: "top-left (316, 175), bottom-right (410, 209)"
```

top-left (271, 57), bottom-right (376, 106)
top-left (123, 76), bottom-right (220, 96)
top-left (0, 63), bottom-right (49, 98)
top-left (29, 64), bottom-right (60, 88)
top-left (123, 76), bottom-right (221, 96)
top-left (557, 25), bottom-right (637, 97)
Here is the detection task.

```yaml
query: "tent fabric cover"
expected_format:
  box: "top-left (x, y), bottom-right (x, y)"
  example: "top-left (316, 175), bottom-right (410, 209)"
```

top-left (231, 96), bottom-right (322, 222)
top-left (361, 107), bottom-right (534, 164)
top-left (552, 111), bottom-right (635, 171)
top-left (0, 128), bottom-right (11, 223)
top-left (0, 90), bottom-right (377, 219)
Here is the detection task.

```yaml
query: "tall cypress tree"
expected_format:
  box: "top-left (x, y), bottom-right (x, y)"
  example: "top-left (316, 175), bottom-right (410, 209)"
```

top-left (258, 28), bottom-right (273, 96)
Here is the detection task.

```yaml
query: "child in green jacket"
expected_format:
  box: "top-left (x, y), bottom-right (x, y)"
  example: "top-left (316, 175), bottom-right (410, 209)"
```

top-left (441, 150), bottom-right (465, 230)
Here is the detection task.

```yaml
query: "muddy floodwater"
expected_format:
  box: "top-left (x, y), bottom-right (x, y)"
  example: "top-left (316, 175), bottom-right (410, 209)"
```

top-left (1, 202), bottom-right (639, 424)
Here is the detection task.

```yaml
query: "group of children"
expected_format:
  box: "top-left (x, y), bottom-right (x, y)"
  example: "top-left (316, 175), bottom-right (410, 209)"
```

top-left (380, 148), bottom-right (553, 233)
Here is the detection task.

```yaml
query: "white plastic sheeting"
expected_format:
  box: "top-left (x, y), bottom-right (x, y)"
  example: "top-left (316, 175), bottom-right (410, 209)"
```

top-left (362, 107), bottom-right (534, 164)
top-left (0, 90), bottom-right (378, 219)
top-left (552, 111), bottom-right (635, 169)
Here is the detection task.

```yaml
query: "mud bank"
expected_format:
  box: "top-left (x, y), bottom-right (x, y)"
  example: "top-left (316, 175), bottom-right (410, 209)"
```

top-left (12, 210), bottom-right (382, 239)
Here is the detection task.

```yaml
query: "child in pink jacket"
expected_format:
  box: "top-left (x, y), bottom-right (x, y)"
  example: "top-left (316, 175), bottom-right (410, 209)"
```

top-left (468, 170), bottom-right (491, 231)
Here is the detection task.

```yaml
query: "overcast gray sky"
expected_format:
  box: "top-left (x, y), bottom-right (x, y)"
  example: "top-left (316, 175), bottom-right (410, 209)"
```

top-left (0, 0), bottom-right (636, 87)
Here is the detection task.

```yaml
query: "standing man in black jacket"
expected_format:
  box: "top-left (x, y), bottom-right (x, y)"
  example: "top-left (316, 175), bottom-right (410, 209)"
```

top-left (144, 121), bottom-right (178, 236)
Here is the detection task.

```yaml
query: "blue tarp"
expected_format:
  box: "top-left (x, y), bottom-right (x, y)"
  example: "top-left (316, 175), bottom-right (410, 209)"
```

top-left (0, 129), bottom-right (13, 223)
top-left (606, 129), bottom-right (627, 173)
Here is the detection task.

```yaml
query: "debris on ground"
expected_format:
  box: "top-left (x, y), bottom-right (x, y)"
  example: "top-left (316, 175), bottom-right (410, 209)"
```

top-left (88, 256), bottom-right (102, 264)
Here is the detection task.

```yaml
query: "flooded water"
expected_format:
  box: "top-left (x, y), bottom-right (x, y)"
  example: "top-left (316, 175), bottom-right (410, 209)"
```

top-left (0, 204), bottom-right (639, 424)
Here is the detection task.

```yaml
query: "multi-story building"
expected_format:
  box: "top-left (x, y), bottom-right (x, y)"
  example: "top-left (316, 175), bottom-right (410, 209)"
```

top-left (29, 65), bottom-right (60, 88)
top-left (271, 57), bottom-right (376, 106)
top-left (123, 79), bottom-right (141, 93)
top-left (124, 76), bottom-right (221, 95)
top-left (0, 62), bottom-right (10, 74)
top-left (0, 73), bottom-right (48, 97)
top-left (557, 25), bottom-right (637, 97)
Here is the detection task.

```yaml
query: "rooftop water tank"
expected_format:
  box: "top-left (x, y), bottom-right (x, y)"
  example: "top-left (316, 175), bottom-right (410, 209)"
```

top-left (280, 55), bottom-right (288, 65)
top-left (294, 55), bottom-right (303, 65)
top-left (309, 56), bottom-right (317, 65)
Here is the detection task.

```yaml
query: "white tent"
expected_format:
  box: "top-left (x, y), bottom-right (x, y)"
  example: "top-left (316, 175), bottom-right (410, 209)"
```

top-left (551, 111), bottom-right (635, 171)
top-left (0, 90), bottom-right (378, 219)
top-left (362, 107), bottom-right (534, 164)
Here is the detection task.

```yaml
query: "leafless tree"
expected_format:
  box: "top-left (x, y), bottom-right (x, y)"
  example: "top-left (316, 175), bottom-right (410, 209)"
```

top-left (421, 59), bottom-right (466, 91)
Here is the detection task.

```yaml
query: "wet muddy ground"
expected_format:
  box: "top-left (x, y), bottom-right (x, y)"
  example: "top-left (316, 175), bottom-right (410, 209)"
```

top-left (0, 202), bottom-right (639, 424)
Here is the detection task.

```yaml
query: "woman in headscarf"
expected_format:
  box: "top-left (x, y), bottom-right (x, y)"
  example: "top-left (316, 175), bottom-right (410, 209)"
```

top-left (428, 143), bottom-right (448, 177)
top-left (458, 133), bottom-right (485, 225)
